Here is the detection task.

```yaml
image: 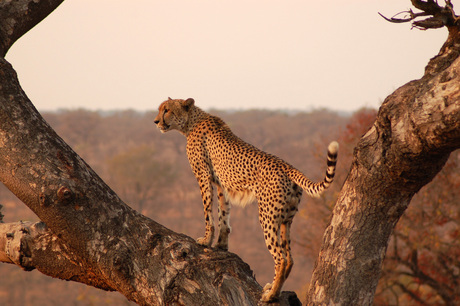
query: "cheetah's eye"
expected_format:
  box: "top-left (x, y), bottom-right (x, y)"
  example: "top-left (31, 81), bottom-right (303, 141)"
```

top-left (164, 109), bottom-right (169, 114)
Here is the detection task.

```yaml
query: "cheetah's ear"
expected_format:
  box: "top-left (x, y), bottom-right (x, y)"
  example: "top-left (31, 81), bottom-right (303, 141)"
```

top-left (168, 97), bottom-right (172, 100)
top-left (183, 98), bottom-right (195, 111)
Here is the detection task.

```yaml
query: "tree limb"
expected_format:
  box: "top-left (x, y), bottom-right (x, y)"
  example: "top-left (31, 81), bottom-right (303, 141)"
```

top-left (378, 10), bottom-right (430, 24)
top-left (0, 220), bottom-right (114, 290)
top-left (0, 0), bottom-right (64, 57)
top-left (379, 0), bottom-right (459, 30)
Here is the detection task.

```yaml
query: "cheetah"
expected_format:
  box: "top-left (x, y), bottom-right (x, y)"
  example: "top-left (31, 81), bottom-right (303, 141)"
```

top-left (154, 97), bottom-right (338, 302)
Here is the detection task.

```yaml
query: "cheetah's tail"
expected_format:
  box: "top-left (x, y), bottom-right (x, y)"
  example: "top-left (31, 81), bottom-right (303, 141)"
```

top-left (287, 141), bottom-right (338, 198)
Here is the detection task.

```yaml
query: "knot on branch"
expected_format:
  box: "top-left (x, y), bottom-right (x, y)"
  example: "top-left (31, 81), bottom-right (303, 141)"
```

top-left (379, 0), bottom-right (459, 30)
top-left (170, 242), bottom-right (192, 262)
top-left (57, 186), bottom-right (74, 204)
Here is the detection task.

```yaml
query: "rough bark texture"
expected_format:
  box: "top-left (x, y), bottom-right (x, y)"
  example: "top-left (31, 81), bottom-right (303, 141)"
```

top-left (0, 220), bottom-right (113, 290)
top-left (306, 9), bottom-right (460, 306)
top-left (0, 1), bottom-right (304, 305)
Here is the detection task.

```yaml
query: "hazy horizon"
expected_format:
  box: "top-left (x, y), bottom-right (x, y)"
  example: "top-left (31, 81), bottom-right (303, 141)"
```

top-left (6, 0), bottom-right (450, 113)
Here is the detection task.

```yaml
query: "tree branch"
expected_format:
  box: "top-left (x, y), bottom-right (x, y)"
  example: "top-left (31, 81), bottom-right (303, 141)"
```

top-left (379, 0), bottom-right (459, 30)
top-left (0, 221), bottom-right (115, 290)
top-left (0, 0), bottom-right (64, 57)
top-left (378, 10), bottom-right (431, 25)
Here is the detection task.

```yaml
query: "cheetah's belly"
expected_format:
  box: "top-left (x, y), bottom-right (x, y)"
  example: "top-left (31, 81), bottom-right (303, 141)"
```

top-left (223, 188), bottom-right (257, 208)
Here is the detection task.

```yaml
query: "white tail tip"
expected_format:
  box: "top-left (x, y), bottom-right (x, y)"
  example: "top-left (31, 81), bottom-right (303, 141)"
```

top-left (328, 141), bottom-right (339, 155)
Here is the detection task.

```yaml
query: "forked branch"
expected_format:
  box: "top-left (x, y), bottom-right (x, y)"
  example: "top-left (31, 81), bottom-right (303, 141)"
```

top-left (379, 0), bottom-right (459, 30)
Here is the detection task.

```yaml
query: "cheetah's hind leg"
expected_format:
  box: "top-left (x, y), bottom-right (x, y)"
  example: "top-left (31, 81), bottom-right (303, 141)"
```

top-left (215, 185), bottom-right (231, 250)
top-left (196, 180), bottom-right (215, 247)
top-left (258, 205), bottom-right (287, 301)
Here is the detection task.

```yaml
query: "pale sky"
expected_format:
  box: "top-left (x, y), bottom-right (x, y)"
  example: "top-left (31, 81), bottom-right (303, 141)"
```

top-left (5, 0), bottom-right (449, 112)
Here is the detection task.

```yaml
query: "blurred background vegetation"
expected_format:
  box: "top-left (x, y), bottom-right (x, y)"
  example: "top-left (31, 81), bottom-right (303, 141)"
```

top-left (0, 108), bottom-right (458, 305)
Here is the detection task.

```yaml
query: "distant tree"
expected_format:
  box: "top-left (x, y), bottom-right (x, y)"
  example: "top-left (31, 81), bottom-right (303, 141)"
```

top-left (107, 145), bottom-right (176, 215)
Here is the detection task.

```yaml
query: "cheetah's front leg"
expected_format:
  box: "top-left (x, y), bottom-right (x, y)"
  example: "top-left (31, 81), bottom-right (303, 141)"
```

top-left (196, 178), bottom-right (215, 247)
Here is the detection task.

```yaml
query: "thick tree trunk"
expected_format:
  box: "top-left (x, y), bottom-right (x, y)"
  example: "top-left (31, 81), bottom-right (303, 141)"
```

top-left (306, 18), bottom-right (460, 306)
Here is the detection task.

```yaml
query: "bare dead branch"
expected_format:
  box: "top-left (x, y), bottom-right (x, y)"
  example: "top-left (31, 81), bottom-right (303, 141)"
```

top-left (411, 0), bottom-right (441, 12)
top-left (379, 0), bottom-right (459, 30)
top-left (378, 10), bottom-right (429, 24)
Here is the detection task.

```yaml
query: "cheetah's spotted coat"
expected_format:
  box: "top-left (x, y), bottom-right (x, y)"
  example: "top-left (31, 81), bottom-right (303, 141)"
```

top-left (154, 98), bottom-right (338, 302)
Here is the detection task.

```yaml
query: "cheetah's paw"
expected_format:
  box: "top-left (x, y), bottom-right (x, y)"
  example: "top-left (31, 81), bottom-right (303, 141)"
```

top-left (263, 282), bottom-right (272, 292)
top-left (196, 236), bottom-right (212, 247)
top-left (260, 283), bottom-right (279, 302)
top-left (260, 289), bottom-right (278, 303)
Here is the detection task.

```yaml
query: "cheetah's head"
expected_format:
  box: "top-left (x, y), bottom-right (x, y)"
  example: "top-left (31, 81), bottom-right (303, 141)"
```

top-left (154, 97), bottom-right (195, 134)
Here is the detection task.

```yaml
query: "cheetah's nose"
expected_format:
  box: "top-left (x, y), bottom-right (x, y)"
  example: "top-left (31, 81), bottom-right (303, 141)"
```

top-left (154, 119), bottom-right (159, 125)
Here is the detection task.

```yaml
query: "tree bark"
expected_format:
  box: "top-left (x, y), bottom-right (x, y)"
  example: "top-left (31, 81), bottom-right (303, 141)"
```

top-left (306, 6), bottom-right (460, 305)
top-left (0, 1), bottom-right (298, 305)
top-left (0, 220), bottom-right (115, 290)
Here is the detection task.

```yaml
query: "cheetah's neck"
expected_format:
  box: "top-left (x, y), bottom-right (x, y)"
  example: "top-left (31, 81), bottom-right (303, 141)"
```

top-left (182, 106), bottom-right (209, 136)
